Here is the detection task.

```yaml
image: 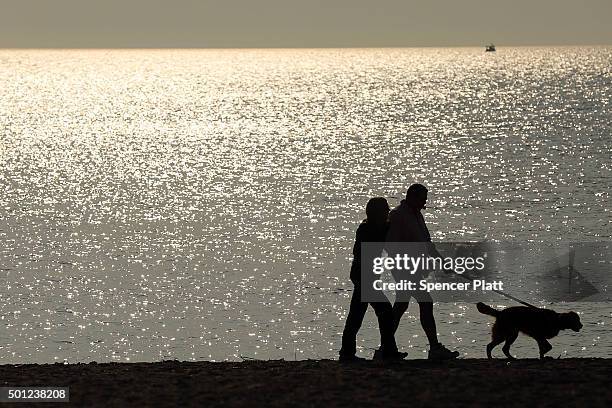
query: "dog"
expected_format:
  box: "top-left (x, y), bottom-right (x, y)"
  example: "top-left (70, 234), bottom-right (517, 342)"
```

top-left (476, 302), bottom-right (582, 359)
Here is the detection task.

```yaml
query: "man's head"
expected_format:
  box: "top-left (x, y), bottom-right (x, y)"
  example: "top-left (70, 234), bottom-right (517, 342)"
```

top-left (405, 183), bottom-right (428, 210)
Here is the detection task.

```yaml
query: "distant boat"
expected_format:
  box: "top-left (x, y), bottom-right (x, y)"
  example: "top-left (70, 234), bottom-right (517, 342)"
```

top-left (485, 44), bottom-right (496, 52)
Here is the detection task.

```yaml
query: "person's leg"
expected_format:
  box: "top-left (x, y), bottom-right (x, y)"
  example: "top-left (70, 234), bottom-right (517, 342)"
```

top-left (416, 292), bottom-right (459, 360)
top-left (391, 301), bottom-right (410, 334)
top-left (371, 301), bottom-right (398, 354)
top-left (390, 267), bottom-right (410, 334)
top-left (340, 284), bottom-right (368, 357)
top-left (418, 301), bottom-right (439, 346)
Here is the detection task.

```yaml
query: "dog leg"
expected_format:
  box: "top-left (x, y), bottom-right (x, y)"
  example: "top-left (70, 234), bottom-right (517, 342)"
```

top-left (536, 338), bottom-right (553, 359)
top-left (487, 326), bottom-right (505, 359)
top-left (502, 331), bottom-right (518, 360)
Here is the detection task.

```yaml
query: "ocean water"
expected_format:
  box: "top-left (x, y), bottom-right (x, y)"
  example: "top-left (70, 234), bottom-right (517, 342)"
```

top-left (0, 47), bottom-right (610, 363)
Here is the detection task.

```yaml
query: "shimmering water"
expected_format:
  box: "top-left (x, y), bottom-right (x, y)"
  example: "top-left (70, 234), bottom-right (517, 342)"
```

top-left (0, 47), bottom-right (610, 363)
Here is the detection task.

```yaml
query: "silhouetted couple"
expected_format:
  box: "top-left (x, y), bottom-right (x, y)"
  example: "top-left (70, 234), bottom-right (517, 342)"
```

top-left (339, 184), bottom-right (460, 362)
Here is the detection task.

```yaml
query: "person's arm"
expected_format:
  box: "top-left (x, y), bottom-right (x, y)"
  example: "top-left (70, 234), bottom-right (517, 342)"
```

top-left (414, 212), bottom-right (452, 273)
top-left (350, 223), bottom-right (365, 283)
top-left (353, 223), bottom-right (365, 258)
top-left (419, 218), bottom-right (452, 272)
top-left (385, 211), bottom-right (404, 242)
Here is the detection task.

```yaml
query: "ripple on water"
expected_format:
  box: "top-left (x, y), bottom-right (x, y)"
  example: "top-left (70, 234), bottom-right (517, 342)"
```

top-left (0, 47), bottom-right (610, 362)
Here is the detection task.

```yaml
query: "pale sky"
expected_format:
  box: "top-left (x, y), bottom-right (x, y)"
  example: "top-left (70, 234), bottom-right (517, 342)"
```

top-left (1, 0), bottom-right (611, 47)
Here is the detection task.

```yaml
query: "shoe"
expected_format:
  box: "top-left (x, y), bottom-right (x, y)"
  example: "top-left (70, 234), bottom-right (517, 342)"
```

top-left (373, 349), bottom-right (408, 361)
top-left (339, 354), bottom-right (367, 363)
top-left (428, 343), bottom-right (459, 360)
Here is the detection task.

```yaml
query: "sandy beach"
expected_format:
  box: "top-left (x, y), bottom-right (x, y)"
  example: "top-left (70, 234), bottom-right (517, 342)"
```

top-left (1, 358), bottom-right (610, 407)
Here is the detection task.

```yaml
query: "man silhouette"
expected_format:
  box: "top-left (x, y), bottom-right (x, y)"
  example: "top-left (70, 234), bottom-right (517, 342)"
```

top-left (386, 184), bottom-right (459, 360)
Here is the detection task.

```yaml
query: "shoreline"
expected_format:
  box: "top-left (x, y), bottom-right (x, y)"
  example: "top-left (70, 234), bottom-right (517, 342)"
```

top-left (1, 358), bottom-right (610, 407)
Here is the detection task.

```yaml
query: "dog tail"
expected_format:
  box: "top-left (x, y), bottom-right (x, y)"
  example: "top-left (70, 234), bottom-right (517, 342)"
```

top-left (476, 302), bottom-right (500, 317)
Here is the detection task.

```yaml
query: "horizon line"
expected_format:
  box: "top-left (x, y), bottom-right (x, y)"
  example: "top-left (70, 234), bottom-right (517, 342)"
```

top-left (1, 43), bottom-right (610, 50)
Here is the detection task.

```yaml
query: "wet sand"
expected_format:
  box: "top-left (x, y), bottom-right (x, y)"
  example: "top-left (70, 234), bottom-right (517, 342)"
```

top-left (1, 359), bottom-right (610, 407)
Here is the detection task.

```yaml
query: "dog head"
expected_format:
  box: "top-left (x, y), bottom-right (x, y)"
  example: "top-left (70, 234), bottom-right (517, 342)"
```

top-left (559, 311), bottom-right (582, 332)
